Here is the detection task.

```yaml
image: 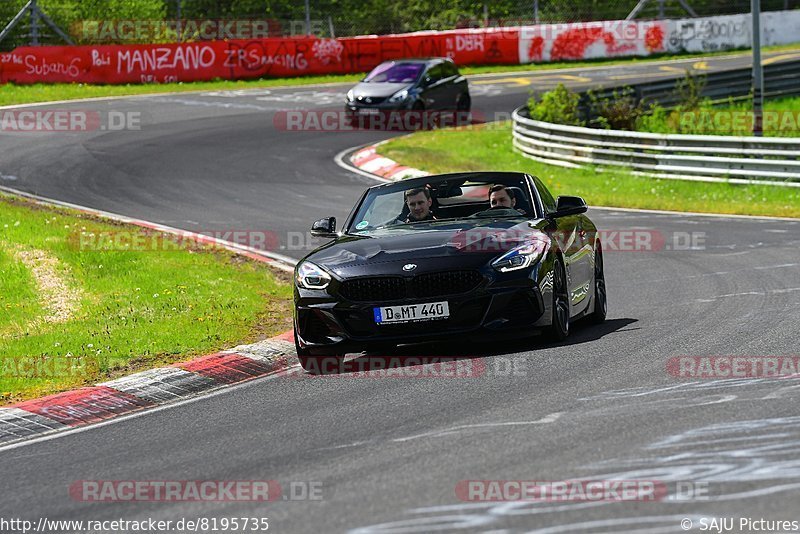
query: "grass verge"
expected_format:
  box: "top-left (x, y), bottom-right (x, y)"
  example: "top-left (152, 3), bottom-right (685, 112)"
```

top-left (0, 193), bottom-right (293, 404)
top-left (380, 122), bottom-right (800, 218)
top-left (1, 45), bottom-right (798, 107)
top-left (638, 95), bottom-right (800, 137)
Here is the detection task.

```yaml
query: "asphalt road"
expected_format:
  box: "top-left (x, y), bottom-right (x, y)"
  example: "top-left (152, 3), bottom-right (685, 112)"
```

top-left (1, 51), bottom-right (800, 533)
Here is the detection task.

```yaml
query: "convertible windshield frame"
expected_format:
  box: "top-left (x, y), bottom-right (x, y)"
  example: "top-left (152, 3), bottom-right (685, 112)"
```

top-left (343, 174), bottom-right (541, 236)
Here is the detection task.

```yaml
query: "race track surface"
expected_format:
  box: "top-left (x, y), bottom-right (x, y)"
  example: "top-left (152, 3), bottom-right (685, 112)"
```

top-left (1, 51), bottom-right (799, 533)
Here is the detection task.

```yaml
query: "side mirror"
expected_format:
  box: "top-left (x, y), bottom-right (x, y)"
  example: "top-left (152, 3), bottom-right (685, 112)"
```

top-left (311, 217), bottom-right (337, 238)
top-left (553, 196), bottom-right (588, 218)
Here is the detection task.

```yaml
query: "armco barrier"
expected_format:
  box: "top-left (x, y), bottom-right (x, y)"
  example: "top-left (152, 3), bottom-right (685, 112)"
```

top-left (512, 106), bottom-right (800, 186)
top-left (2, 10), bottom-right (800, 85)
top-left (583, 60), bottom-right (800, 109)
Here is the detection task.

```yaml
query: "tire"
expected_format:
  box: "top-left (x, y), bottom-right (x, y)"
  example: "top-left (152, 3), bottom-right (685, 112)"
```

top-left (456, 92), bottom-right (471, 112)
top-left (412, 100), bottom-right (425, 111)
top-left (548, 257), bottom-right (570, 341)
top-left (589, 243), bottom-right (607, 324)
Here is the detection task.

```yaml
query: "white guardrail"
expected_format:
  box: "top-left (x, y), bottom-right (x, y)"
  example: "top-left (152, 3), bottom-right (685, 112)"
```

top-left (511, 106), bottom-right (800, 187)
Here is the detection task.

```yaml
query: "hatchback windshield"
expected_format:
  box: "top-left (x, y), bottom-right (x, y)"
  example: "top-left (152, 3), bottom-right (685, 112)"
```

top-left (363, 62), bottom-right (424, 83)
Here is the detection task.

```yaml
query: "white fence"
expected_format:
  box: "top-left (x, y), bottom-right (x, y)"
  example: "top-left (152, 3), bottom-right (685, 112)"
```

top-left (512, 106), bottom-right (800, 186)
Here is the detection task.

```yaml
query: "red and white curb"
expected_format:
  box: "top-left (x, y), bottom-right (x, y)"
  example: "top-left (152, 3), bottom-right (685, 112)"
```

top-left (349, 142), bottom-right (429, 181)
top-left (0, 187), bottom-right (304, 446)
top-left (0, 332), bottom-right (300, 446)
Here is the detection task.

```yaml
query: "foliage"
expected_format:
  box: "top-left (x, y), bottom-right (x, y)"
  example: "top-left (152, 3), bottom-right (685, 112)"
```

top-left (527, 83), bottom-right (584, 126)
top-left (672, 68), bottom-right (708, 111)
top-left (586, 87), bottom-right (648, 130)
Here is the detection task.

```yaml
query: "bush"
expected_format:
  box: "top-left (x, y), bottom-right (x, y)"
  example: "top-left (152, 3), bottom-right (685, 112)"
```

top-left (527, 83), bottom-right (584, 126)
top-left (673, 69), bottom-right (708, 112)
top-left (587, 87), bottom-right (648, 130)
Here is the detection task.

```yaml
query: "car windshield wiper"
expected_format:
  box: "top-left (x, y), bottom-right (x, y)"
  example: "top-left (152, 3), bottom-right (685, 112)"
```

top-left (470, 211), bottom-right (527, 219)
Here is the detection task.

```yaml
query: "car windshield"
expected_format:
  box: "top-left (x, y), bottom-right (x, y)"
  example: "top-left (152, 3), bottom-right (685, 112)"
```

top-left (363, 62), bottom-right (424, 83)
top-left (348, 177), bottom-right (536, 235)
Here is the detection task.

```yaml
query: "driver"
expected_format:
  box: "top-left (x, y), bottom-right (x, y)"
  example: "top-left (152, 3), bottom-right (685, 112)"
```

top-left (489, 184), bottom-right (526, 214)
top-left (403, 187), bottom-right (436, 222)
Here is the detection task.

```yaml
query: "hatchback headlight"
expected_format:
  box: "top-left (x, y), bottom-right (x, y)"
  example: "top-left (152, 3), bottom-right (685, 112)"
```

top-left (346, 89), bottom-right (355, 102)
top-left (296, 261), bottom-right (331, 289)
top-left (388, 89), bottom-right (409, 103)
top-left (491, 239), bottom-right (549, 272)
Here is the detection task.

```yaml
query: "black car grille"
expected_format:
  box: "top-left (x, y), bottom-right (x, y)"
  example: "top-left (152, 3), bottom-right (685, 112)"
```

top-left (339, 277), bottom-right (406, 301)
top-left (338, 271), bottom-right (483, 302)
top-left (412, 271), bottom-right (483, 298)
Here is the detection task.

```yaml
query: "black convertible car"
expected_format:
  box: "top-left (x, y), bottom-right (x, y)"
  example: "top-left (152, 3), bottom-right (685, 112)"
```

top-left (293, 172), bottom-right (606, 371)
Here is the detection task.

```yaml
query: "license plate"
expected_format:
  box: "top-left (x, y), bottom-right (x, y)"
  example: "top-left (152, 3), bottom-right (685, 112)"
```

top-left (359, 107), bottom-right (380, 115)
top-left (374, 301), bottom-right (449, 324)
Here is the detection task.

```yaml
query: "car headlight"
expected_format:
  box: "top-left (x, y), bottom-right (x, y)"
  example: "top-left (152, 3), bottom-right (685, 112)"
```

top-left (491, 238), bottom-right (549, 272)
top-left (388, 89), bottom-right (408, 103)
top-left (346, 89), bottom-right (355, 102)
top-left (296, 261), bottom-right (332, 289)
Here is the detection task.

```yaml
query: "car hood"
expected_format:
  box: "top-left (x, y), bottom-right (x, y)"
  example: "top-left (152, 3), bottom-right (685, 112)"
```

top-left (351, 82), bottom-right (413, 99)
top-left (306, 219), bottom-right (548, 278)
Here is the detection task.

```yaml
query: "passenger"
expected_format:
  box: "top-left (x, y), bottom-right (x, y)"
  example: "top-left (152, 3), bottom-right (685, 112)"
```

top-left (403, 187), bottom-right (436, 222)
top-left (488, 184), bottom-right (526, 214)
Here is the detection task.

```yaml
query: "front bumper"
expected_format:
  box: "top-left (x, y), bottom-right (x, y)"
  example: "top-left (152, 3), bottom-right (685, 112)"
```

top-left (294, 276), bottom-right (547, 355)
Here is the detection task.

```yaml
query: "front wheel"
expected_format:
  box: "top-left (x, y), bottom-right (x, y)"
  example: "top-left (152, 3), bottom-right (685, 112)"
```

top-left (589, 244), bottom-right (607, 324)
top-left (547, 257), bottom-right (570, 341)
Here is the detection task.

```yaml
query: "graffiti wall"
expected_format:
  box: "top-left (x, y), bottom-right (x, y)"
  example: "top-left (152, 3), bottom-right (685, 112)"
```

top-left (0, 27), bottom-right (518, 84)
top-left (519, 10), bottom-right (800, 63)
top-left (518, 20), bottom-right (668, 63)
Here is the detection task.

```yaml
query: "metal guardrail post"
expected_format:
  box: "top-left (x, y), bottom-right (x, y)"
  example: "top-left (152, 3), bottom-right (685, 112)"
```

top-left (752, 0), bottom-right (765, 136)
top-left (30, 0), bottom-right (38, 45)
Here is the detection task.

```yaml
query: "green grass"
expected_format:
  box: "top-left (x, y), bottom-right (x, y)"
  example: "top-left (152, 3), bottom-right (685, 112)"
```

top-left (638, 96), bottom-right (800, 137)
top-left (0, 194), bottom-right (292, 404)
top-left (1, 44), bottom-right (798, 107)
top-left (381, 122), bottom-right (800, 218)
top-left (0, 245), bottom-right (42, 335)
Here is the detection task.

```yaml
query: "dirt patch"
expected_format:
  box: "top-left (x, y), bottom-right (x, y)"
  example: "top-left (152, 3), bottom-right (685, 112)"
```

top-left (10, 244), bottom-right (82, 324)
